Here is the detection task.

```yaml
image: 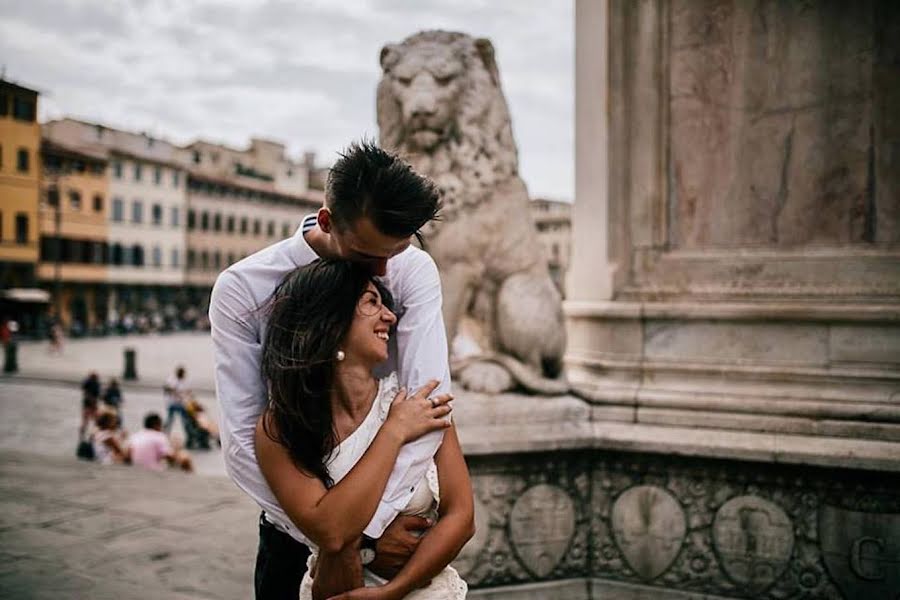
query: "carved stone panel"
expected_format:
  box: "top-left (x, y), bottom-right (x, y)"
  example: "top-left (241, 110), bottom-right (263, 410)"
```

top-left (712, 496), bottom-right (795, 592)
top-left (820, 505), bottom-right (900, 599)
top-left (611, 485), bottom-right (687, 580)
top-left (509, 484), bottom-right (576, 578)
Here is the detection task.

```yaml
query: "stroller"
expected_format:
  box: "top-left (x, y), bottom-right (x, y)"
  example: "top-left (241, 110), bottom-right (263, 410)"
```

top-left (184, 396), bottom-right (220, 450)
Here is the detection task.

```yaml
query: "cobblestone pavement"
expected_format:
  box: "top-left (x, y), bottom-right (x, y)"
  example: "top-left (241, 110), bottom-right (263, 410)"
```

top-left (13, 332), bottom-right (217, 391)
top-left (0, 450), bottom-right (258, 599)
top-left (0, 336), bottom-right (266, 598)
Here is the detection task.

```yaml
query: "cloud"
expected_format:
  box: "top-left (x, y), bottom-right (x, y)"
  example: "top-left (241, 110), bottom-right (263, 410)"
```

top-left (0, 0), bottom-right (573, 200)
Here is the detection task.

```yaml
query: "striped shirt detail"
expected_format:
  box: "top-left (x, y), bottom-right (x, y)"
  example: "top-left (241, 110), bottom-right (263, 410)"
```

top-left (301, 213), bottom-right (317, 234)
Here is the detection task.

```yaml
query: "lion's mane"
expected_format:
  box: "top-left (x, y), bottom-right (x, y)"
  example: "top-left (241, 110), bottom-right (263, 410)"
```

top-left (377, 31), bottom-right (520, 231)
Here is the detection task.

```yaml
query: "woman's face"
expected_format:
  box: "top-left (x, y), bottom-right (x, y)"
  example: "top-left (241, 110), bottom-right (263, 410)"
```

top-left (342, 282), bottom-right (397, 364)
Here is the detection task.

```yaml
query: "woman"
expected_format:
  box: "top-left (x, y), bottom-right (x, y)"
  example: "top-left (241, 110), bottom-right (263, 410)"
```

top-left (255, 260), bottom-right (474, 600)
top-left (93, 409), bottom-right (129, 465)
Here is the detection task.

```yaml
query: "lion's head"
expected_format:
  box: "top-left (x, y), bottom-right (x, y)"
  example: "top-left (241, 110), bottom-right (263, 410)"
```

top-left (377, 31), bottom-right (520, 224)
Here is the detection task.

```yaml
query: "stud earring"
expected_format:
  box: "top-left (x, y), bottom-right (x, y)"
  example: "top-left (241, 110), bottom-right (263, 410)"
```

top-left (335, 350), bottom-right (345, 361)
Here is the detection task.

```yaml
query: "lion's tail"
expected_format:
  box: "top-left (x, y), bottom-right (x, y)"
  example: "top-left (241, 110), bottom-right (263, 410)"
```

top-left (455, 353), bottom-right (570, 396)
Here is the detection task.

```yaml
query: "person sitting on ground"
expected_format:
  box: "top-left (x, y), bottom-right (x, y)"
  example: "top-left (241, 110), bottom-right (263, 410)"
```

top-left (92, 409), bottom-right (129, 465)
top-left (185, 395), bottom-right (220, 447)
top-left (129, 412), bottom-right (193, 472)
top-left (102, 378), bottom-right (124, 426)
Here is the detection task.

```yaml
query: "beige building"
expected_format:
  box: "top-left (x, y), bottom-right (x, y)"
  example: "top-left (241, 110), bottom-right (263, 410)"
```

top-left (38, 139), bottom-right (108, 330)
top-left (185, 171), bottom-right (322, 297)
top-left (43, 119), bottom-right (189, 323)
top-left (184, 138), bottom-right (311, 197)
top-left (530, 198), bottom-right (571, 295)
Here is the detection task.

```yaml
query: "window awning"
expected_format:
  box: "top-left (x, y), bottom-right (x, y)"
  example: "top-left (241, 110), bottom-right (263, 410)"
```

top-left (2, 288), bottom-right (51, 303)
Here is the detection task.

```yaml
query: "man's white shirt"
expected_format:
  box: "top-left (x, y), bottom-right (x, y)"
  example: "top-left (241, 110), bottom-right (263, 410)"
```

top-left (208, 218), bottom-right (451, 544)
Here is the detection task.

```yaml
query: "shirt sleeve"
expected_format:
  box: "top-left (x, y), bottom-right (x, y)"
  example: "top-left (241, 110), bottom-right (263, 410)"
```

top-left (208, 269), bottom-right (272, 501)
top-left (364, 249), bottom-right (451, 538)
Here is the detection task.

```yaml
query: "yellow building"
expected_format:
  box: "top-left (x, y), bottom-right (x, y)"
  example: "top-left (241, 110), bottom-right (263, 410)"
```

top-left (0, 80), bottom-right (40, 286)
top-left (38, 139), bottom-right (109, 330)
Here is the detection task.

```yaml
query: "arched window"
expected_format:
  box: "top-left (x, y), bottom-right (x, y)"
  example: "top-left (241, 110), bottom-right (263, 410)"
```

top-left (111, 243), bottom-right (124, 266)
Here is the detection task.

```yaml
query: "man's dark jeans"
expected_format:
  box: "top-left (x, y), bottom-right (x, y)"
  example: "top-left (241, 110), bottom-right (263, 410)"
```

top-left (255, 512), bottom-right (312, 600)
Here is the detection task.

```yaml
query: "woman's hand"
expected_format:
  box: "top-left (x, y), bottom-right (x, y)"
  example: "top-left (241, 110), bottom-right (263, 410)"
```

top-left (382, 380), bottom-right (452, 444)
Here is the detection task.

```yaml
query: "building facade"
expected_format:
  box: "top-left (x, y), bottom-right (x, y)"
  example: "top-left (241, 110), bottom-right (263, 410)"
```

top-left (38, 140), bottom-right (109, 331)
top-left (530, 198), bottom-right (571, 295)
top-left (5, 106), bottom-right (327, 334)
top-left (184, 163), bottom-right (322, 307)
top-left (184, 138), bottom-right (310, 196)
top-left (0, 80), bottom-right (40, 288)
top-left (43, 119), bottom-right (189, 328)
top-left (0, 80), bottom-right (43, 334)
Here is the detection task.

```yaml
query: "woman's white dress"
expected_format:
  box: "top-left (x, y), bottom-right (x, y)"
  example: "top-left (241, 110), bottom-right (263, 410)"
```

top-left (298, 373), bottom-right (467, 599)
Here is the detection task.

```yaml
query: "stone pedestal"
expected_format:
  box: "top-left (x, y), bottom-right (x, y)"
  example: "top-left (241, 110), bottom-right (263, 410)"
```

top-left (453, 393), bottom-right (900, 599)
top-left (552, 0), bottom-right (900, 597)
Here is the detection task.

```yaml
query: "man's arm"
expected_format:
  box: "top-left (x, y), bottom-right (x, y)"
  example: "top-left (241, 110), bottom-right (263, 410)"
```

top-left (208, 270), bottom-right (273, 501)
top-left (366, 249), bottom-right (451, 538)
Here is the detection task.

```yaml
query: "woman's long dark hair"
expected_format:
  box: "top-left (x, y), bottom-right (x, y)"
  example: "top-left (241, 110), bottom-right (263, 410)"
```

top-left (260, 259), bottom-right (393, 487)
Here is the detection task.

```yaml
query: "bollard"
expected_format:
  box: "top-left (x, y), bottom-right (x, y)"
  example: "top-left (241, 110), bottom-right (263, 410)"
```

top-left (123, 347), bottom-right (137, 380)
top-left (3, 342), bottom-right (18, 374)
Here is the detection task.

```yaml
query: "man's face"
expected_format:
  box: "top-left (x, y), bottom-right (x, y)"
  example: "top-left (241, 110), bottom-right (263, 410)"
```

top-left (332, 216), bottom-right (412, 276)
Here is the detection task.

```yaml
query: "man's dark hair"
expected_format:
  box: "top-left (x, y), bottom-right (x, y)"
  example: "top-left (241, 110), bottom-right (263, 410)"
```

top-left (144, 413), bottom-right (163, 430)
top-left (326, 140), bottom-right (441, 239)
top-left (260, 259), bottom-right (394, 487)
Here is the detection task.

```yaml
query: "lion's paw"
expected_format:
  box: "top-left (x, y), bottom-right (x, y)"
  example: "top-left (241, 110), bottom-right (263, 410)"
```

top-left (458, 361), bottom-right (515, 394)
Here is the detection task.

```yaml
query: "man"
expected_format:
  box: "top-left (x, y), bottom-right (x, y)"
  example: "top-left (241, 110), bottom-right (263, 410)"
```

top-left (209, 141), bottom-right (451, 599)
top-left (129, 412), bottom-right (193, 472)
top-left (163, 366), bottom-right (191, 438)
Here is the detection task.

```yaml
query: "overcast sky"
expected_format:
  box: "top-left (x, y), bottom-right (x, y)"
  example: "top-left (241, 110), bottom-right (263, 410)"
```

top-left (0, 0), bottom-right (573, 201)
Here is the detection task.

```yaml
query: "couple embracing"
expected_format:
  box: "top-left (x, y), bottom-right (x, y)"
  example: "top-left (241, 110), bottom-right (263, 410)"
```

top-left (210, 141), bottom-right (474, 600)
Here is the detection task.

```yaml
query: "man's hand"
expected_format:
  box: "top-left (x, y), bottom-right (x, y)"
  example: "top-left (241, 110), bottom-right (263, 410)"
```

top-left (367, 515), bottom-right (432, 579)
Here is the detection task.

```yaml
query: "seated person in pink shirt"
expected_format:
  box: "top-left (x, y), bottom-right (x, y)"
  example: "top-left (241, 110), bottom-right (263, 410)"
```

top-left (129, 413), bottom-right (193, 472)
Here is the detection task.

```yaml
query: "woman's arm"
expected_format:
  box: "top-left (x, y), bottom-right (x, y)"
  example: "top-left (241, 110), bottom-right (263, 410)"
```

top-left (103, 436), bottom-right (129, 463)
top-left (255, 414), bottom-right (405, 554)
top-left (254, 381), bottom-right (451, 554)
top-left (379, 424), bottom-right (475, 600)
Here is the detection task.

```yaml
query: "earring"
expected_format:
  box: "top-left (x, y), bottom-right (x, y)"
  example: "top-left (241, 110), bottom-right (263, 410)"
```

top-left (335, 350), bottom-right (345, 361)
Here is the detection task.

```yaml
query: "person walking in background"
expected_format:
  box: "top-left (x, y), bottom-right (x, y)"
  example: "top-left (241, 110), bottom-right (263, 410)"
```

top-left (102, 378), bottom-right (124, 427)
top-left (163, 366), bottom-right (191, 438)
top-left (0, 318), bottom-right (11, 349)
top-left (129, 413), bottom-right (193, 472)
top-left (49, 320), bottom-right (64, 355)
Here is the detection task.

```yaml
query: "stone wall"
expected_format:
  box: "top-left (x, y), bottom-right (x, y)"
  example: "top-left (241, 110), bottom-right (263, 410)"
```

top-left (453, 395), bottom-right (900, 599)
top-left (669, 1), bottom-right (897, 250)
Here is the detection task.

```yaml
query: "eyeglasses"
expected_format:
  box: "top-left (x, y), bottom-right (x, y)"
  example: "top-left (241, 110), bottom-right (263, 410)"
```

top-left (357, 290), bottom-right (386, 317)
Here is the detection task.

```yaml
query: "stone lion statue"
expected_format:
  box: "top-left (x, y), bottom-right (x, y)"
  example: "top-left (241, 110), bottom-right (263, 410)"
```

top-left (377, 30), bottom-right (567, 395)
